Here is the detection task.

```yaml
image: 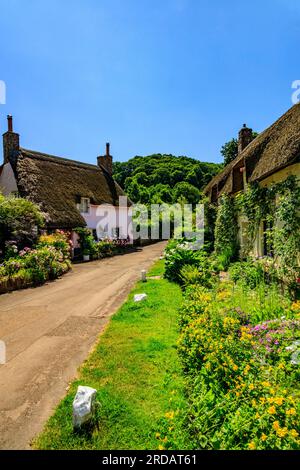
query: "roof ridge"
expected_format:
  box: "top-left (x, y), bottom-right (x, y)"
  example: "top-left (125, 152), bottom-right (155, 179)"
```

top-left (203, 103), bottom-right (300, 194)
top-left (20, 148), bottom-right (99, 170)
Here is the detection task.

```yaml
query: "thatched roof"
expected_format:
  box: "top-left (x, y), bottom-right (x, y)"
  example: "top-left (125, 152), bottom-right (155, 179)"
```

top-left (9, 148), bottom-right (127, 229)
top-left (204, 103), bottom-right (300, 198)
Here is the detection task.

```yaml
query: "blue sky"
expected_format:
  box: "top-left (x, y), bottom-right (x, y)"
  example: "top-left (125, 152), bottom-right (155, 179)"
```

top-left (0, 0), bottom-right (299, 164)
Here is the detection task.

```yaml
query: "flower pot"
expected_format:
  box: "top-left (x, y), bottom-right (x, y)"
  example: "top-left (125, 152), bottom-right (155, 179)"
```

top-left (83, 254), bottom-right (90, 262)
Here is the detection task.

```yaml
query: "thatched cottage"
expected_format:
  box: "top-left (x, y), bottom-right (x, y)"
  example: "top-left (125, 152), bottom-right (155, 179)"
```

top-left (0, 116), bottom-right (132, 244)
top-left (204, 104), bottom-right (300, 258)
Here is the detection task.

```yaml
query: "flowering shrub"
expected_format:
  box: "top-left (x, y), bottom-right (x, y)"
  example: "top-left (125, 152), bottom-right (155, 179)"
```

top-left (96, 239), bottom-right (116, 258)
top-left (0, 244), bottom-right (71, 293)
top-left (173, 284), bottom-right (300, 450)
top-left (37, 230), bottom-right (72, 259)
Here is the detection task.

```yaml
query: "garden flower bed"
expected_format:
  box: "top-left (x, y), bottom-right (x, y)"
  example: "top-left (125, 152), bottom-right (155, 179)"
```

top-left (0, 231), bottom-right (72, 295)
top-left (159, 240), bottom-right (300, 450)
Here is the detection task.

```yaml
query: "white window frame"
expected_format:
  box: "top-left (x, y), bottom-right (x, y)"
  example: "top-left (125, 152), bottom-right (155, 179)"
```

top-left (79, 197), bottom-right (90, 215)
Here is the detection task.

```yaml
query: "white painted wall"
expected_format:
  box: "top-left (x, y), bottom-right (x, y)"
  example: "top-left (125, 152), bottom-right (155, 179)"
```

top-left (81, 204), bottom-right (133, 242)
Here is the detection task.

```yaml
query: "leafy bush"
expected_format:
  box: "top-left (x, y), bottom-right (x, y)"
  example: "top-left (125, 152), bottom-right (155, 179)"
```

top-left (164, 243), bottom-right (209, 284)
top-left (96, 239), bottom-right (116, 258)
top-left (229, 261), bottom-right (264, 288)
top-left (0, 194), bottom-right (44, 256)
top-left (179, 264), bottom-right (214, 289)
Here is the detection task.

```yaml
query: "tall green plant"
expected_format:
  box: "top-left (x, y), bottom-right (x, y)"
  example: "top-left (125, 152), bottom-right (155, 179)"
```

top-left (214, 195), bottom-right (239, 261)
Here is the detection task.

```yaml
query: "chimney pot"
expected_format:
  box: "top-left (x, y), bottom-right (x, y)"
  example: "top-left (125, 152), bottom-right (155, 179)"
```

top-left (7, 115), bottom-right (13, 132)
top-left (106, 142), bottom-right (110, 157)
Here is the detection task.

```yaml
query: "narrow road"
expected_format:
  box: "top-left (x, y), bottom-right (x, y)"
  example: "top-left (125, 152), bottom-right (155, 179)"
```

top-left (0, 242), bottom-right (166, 450)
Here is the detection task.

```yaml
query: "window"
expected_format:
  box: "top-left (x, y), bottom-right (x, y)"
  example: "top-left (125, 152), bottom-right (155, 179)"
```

top-left (111, 227), bottom-right (120, 239)
top-left (79, 197), bottom-right (90, 214)
top-left (232, 166), bottom-right (244, 193)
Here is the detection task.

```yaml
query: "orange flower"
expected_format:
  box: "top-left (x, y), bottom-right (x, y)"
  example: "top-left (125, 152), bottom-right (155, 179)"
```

top-left (268, 406), bottom-right (276, 415)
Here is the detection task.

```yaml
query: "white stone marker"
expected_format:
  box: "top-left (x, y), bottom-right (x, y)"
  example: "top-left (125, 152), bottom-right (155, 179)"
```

top-left (141, 270), bottom-right (147, 282)
top-left (134, 293), bottom-right (147, 302)
top-left (73, 385), bottom-right (97, 429)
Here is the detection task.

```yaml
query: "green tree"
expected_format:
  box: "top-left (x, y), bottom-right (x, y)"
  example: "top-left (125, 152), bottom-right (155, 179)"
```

top-left (0, 195), bottom-right (44, 253)
top-left (221, 138), bottom-right (238, 166)
top-left (173, 182), bottom-right (201, 205)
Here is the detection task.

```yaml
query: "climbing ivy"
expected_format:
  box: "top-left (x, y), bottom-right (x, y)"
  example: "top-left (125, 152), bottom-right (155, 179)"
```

top-left (214, 194), bottom-right (239, 260)
top-left (236, 182), bottom-right (270, 257)
top-left (235, 175), bottom-right (300, 292)
top-left (272, 176), bottom-right (300, 290)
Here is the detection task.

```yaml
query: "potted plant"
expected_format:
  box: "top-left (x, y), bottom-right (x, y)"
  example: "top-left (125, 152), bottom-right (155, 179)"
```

top-left (82, 248), bottom-right (90, 262)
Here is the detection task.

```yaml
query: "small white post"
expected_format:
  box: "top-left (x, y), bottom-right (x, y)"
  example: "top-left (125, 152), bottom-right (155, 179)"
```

top-left (141, 270), bottom-right (147, 282)
top-left (0, 340), bottom-right (6, 365)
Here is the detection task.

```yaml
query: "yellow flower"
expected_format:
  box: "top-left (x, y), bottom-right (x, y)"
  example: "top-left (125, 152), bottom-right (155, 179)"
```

top-left (165, 411), bottom-right (175, 420)
top-left (255, 412), bottom-right (260, 419)
top-left (274, 397), bottom-right (284, 406)
top-left (262, 381), bottom-right (271, 388)
top-left (260, 397), bottom-right (266, 404)
top-left (249, 383), bottom-right (255, 391)
top-left (158, 445), bottom-right (165, 450)
top-left (248, 441), bottom-right (256, 450)
top-left (232, 364), bottom-right (238, 371)
top-left (155, 432), bottom-right (160, 438)
top-left (268, 406), bottom-right (276, 415)
top-left (273, 421), bottom-right (280, 431)
top-left (286, 408), bottom-right (296, 416)
top-left (261, 434), bottom-right (267, 442)
top-left (290, 429), bottom-right (299, 438)
top-left (291, 301), bottom-right (300, 312)
top-left (276, 427), bottom-right (288, 438)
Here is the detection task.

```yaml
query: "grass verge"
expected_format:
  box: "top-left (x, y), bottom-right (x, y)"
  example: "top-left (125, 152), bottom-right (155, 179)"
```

top-left (34, 259), bottom-right (188, 450)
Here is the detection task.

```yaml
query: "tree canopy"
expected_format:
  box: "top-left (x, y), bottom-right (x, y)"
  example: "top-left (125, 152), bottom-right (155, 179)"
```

top-left (113, 154), bottom-right (222, 205)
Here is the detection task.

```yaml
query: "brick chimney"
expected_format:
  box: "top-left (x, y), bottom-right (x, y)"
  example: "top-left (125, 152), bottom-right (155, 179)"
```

top-left (238, 124), bottom-right (253, 155)
top-left (97, 142), bottom-right (113, 175)
top-left (3, 115), bottom-right (20, 164)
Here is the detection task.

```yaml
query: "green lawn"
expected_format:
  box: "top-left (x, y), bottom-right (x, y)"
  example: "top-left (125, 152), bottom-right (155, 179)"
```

top-left (35, 259), bottom-right (188, 450)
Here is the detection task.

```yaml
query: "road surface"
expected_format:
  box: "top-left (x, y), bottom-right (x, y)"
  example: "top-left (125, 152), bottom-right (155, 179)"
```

top-left (0, 242), bottom-right (166, 449)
